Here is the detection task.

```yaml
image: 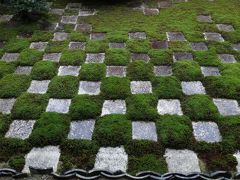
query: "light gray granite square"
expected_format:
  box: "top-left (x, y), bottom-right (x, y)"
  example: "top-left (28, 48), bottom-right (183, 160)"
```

top-left (154, 66), bottom-right (172, 76)
top-left (213, 98), bottom-right (240, 116)
top-left (46, 99), bottom-right (71, 114)
top-left (74, 23), bottom-right (92, 32)
top-left (1, 53), bottom-right (19, 62)
top-left (217, 24), bottom-right (234, 32)
top-left (109, 42), bottom-right (126, 49)
top-left (192, 121), bottom-right (222, 143)
top-left (157, 99), bottom-right (183, 115)
top-left (191, 42), bottom-right (208, 51)
top-left (78, 81), bottom-right (101, 95)
top-left (94, 146), bottom-right (128, 172)
top-left (15, 66), bottom-right (32, 75)
top-left (197, 15), bottom-right (213, 23)
top-left (0, 15), bottom-right (13, 23)
top-left (90, 32), bottom-right (106, 40)
top-left (131, 53), bottom-right (150, 62)
top-left (27, 80), bottom-right (50, 94)
top-left (143, 8), bottom-right (159, 15)
top-left (5, 120), bottom-right (35, 140)
top-left (106, 66), bottom-right (126, 77)
top-left (68, 120), bottom-right (95, 140)
top-left (53, 32), bottom-right (69, 41)
top-left (49, 8), bottom-right (65, 15)
top-left (61, 16), bottom-right (78, 24)
top-left (166, 32), bottom-right (186, 41)
top-left (69, 42), bottom-right (85, 50)
top-left (204, 32), bottom-right (224, 42)
top-left (22, 146), bottom-right (60, 173)
top-left (201, 66), bottom-right (220, 77)
top-left (0, 98), bottom-right (16, 115)
top-left (232, 43), bottom-right (240, 51)
top-left (130, 81), bottom-right (152, 94)
top-left (101, 100), bottom-right (126, 116)
top-left (151, 40), bottom-right (168, 49)
top-left (164, 149), bottom-right (201, 174)
top-left (132, 121), bottom-right (158, 141)
top-left (218, 54), bottom-right (236, 63)
top-left (58, 66), bottom-right (80, 76)
top-left (43, 53), bottom-right (61, 62)
top-left (129, 32), bottom-right (146, 40)
top-left (30, 42), bottom-right (48, 51)
top-left (181, 81), bottom-right (206, 95)
top-left (173, 52), bottom-right (193, 62)
top-left (79, 9), bottom-right (97, 16)
top-left (86, 53), bottom-right (105, 63)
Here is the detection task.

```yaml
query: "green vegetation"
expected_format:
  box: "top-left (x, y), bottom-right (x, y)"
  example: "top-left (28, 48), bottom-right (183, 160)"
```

top-left (0, 62), bottom-right (15, 79)
top-left (18, 49), bottom-right (43, 65)
top-left (4, 39), bottom-right (30, 53)
top-left (127, 40), bottom-right (150, 53)
top-left (105, 49), bottom-right (130, 65)
top-left (127, 61), bottom-right (154, 80)
top-left (31, 61), bottom-right (57, 80)
top-left (80, 63), bottom-right (106, 81)
top-left (149, 50), bottom-right (173, 65)
top-left (60, 50), bottom-right (85, 65)
top-left (85, 40), bottom-right (108, 53)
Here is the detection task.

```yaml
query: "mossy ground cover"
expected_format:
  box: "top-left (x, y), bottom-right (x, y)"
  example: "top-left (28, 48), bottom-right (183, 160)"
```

top-left (0, 0), bottom-right (240, 174)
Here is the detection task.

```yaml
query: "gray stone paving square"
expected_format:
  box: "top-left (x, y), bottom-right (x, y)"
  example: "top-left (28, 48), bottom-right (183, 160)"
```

top-left (129, 32), bottom-right (146, 40)
top-left (0, 15), bottom-right (13, 23)
top-left (143, 8), bottom-right (159, 15)
top-left (192, 121), bottom-right (222, 143)
top-left (94, 146), bottom-right (128, 172)
top-left (151, 40), bottom-right (168, 49)
top-left (164, 149), bottom-right (201, 174)
top-left (201, 66), bottom-right (220, 77)
top-left (197, 15), bottom-right (213, 23)
top-left (30, 42), bottom-right (48, 51)
top-left (173, 52), bottom-right (193, 62)
top-left (0, 98), bottom-right (16, 115)
top-left (157, 99), bottom-right (183, 115)
top-left (213, 98), bottom-right (240, 116)
top-left (1, 53), bottom-right (19, 62)
top-left (53, 32), bottom-right (69, 41)
top-left (132, 121), bottom-right (158, 141)
top-left (86, 53), bottom-right (105, 63)
top-left (74, 23), bottom-right (92, 32)
top-left (49, 8), bottom-right (65, 15)
top-left (15, 66), bottom-right (32, 75)
top-left (204, 32), bottom-right (224, 42)
top-left (218, 54), bottom-right (236, 63)
top-left (232, 43), bottom-right (240, 51)
top-left (22, 146), bottom-right (60, 173)
top-left (5, 120), bottom-right (35, 140)
top-left (90, 32), bottom-right (106, 40)
top-left (217, 24), bottom-right (234, 32)
top-left (109, 42), bottom-right (126, 49)
top-left (43, 53), bottom-right (61, 62)
top-left (167, 32), bottom-right (186, 41)
top-left (27, 80), bottom-right (50, 94)
top-left (46, 23), bottom-right (59, 31)
top-left (79, 9), bottom-right (97, 16)
top-left (131, 53), bottom-right (150, 62)
top-left (46, 99), bottom-right (71, 114)
top-left (61, 16), bottom-right (78, 24)
top-left (131, 81), bottom-right (152, 94)
top-left (234, 152), bottom-right (240, 173)
top-left (69, 42), bottom-right (85, 50)
top-left (78, 81), bottom-right (101, 95)
top-left (181, 81), bottom-right (206, 95)
top-left (106, 66), bottom-right (126, 77)
top-left (154, 66), bottom-right (172, 76)
top-left (101, 100), bottom-right (126, 116)
top-left (58, 66), bottom-right (80, 76)
top-left (68, 120), bottom-right (95, 140)
top-left (191, 42), bottom-right (208, 51)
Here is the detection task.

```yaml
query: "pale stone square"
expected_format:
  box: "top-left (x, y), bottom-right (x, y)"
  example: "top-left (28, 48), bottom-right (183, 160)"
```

top-left (27, 80), bottom-right (50, 94)
top-left (61, 16), bottom-right (78, 24)
top-left (132, 121), bottom-right (158, 141)
top-left (58, 66), bottom-right (80, 76)
top-left (0, 98), bottom-right (16, 115)
top-left (86, 53), bottom-right (105, 63)
top-left (131, 53), bottom-right (150, 62)
top-left (106, 66), bottom-right (126, 77)
top-left (154, 66), bottom-right (172, 76)
top-left (129, 32), bottom-right (146, 40)
top-left (53, 32), bottom-right (69, 41)
top-left (213, 98), bottom-right (240, 116)
top-left (173, 52), bottom-right (193, 62)
top-left (49, 8), bottom-right (64, 15)
top-left (167, 32), bottom-right (186, 41)
top-left (181, 81), bottom-right (206, 95)
top-left (78, 81), bottom-right (101, 95)
top-left (204, 32), bottom-right (224, 42)
top-left (30, 42), bottom-right (48, 51)
top-left (43, 53), bottom-right (61, 62)
top-left (79, 9), bottom-right (97, 16)
top-left (46, 99), bottom-right (71, 114)
top-left (131, 81), bottom-right (152, 94)
top-left (217, 24), bottom-right (234, 32)
top-left (101, 100), bottom-right (126, 116)
top-left (218, 54), bottom-right (237, 63)
top-left (109, 42), bottom-right (126, 49)
top-left (191, 42), bottom-right (208, 51)
top-left (143, 8), bottom-right (159, 15)
top-left (15, 66), bottom-right (32, 75)
top-left (1, 53), bottom-right (19, 62)
top-left (197, 15), bottom-right (212, 23)
top-left (232, 43), bottom-right (240, 51)
top-left (69, 42), bottom-right (85, 50)
top-left (74, 23), bottom-right (92, 32)
top-left (90, 33), bottom-right (106, 40)
top-left (157, 99), bottom-right (183, 115)
top-left (201, 66), bottom-right (220, 77)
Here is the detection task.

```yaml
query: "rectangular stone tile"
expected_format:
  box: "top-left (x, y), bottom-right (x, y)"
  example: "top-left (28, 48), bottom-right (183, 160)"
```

top-left (106, 66), bottom-right (126, 77)
top-left (30, 42), bottom-right (48, 51)
top-left (217, 24), bottom-right (234, 32)
top-left (1, 53), bottom-right (19, 62)
top-left (0, 98), bottom-right (16, 115)
top-left (181, 81), bottom-right (206, 95)
top-left (129, 32), bottom-right (146, 40)
top-left (15, 66), bottom-right (32, 75)
top-left (109, 42), bottom-right (126, 49)
top-left (154, 66), bottom-right (172, 76)
top-left (79, 9), bottom-right (97, 16)
top-left (46, 99), bottom-right (71, 114)
top-left (143, 8), bottom-right (159, 15)
top-left (27, 80), bottom-right (50, 94)
top-left (86, 53), bottom-right (105, 63)
top-left (130, 81), bottom-right (152, 94)
top-left (131, 53), bottom-right (150, 62)
top-left (218, 54), bottom-right (237, 63)
top-left (197, 15), bottom-right (213, 23)
top-left (151, 40), bottom-right (168, 49)
top-left (43, 53), bottom-right (61, 62)
top-left (101, 100), bottom-right (126, 116)
top-left (201, 66), bottom-right (220, 77)
top-left (0, 15), bottom-right (13, 23)
top-left (61, 16), bottom-right (78, 24)
top-left (173, 52), bottom-right (193, 62)
top-left (90, 32), bottom-right (106, 40)
top-left (166, 32), bottom-right (186, 41)
top-left (49, 8), bottom-right (65, 15)
top-left (213, 98), bottom-right (240, 116)
top-left (232, 43), bottom-right (240, 51)
top-left (203, 32), bottom-right (224, 42)
top-left (191, 42), bottom-right (208, 51)
top-left (53, 32), bottom-right (69, 41)
top-left (69, 42), bottom-right (85, 50)
top-left (74, 23), bottom-right (92, 32)
top-left (157, 99), bottom-right (183, 115)
top-left (78, 81), bottom-right (101, 95)
top-left (58, 66), bottom-right (80, 76)
top-left (132, 121), bottom-right (158, 141)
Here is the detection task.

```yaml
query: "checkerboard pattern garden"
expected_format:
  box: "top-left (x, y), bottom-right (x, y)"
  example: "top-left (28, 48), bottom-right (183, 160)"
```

top-left (0, 0), bottom-right (240, 175)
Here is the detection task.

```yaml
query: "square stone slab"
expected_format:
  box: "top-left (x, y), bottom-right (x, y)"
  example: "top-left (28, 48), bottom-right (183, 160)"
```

top-left (132, 121), bottom-right (158, 141)
top-left (69, 42), bottom-right (85, 50)
top-left (213, 98), bottom-right (240, 116)
top-left (109, 42), bottom-right (126, 49)
top-left (164, 149), bottom-right (201, 174)
top-left (86, 53), bottom-right (105, 63)
top-left (1, 53), bottom-right (19, 62)
top-left (53, 32), bottom-right (69, 41)
top-left (101, 100), bottom-right (126, 116)
top-left (94, 146), bottom-right (128, 172)
top-left (131, 53), bottom-right (150, 62)
top-left (61, 16), bottom-right (78, 24)
top-left (201, 66), bottom-right (220, 77)
top-left (15, 66), bottom-right (32, 75)
top-left (191, 42), bottom-right (208, 51)
top-left (232, 43), bottom-right (240, 51)
top-left (0, 15), bottom-right (13, 23)
top-left (131, 81), bottom-right (152, 94)
top-left (0, 98), bottom-right (16, 114)
top-left (143, 8), bottom-right (159, 15)
top-left (58, 66), bottom-right (80, 76)
top-left (217, 24), bottom-right (234, 32)
top-left (43, 53), bottom-right (61, 62)
top-left (106, 66), bottom-right (126, 77)
top-left (22, 146), bottom-right (60, 173)
top-left (90, 32), bottom-right (106, 40)
top-left (166, 32), bottom-right (186, 41)
top-left (157, 99), bottom-right (183, 115)
top-left (151, 40), bottom-right (168, 49)
top-left (173, 52), bottom-right (193, 62)
top-left (234, 152), bottom-right (240, 173)
top-left (5, 120), bottom-right (35, 140)
top-left (79, 9), bottom-right (97, 16)
top-left (218, 54), bottom-right (237, 63)
top-left (197, 15), bottom-right (213, 23)
top-left (27, 80), bottom-right (50, 94)
top-left (49, 8), bottom-right (65, 15)
top-left (204, 32), bottom-right (224, 42)
top-left (68, 120), bottom-right (95, 140)
top-left (46, 99), bottom-right (71, 114)
top-left (129, 32), bottom-right (146, 40)
top-left (192, 121), bottom-right (222, 143)
top-left (154, 66), bottom-right (172, 76)
top-left (78, 81), bottom-right (101, 95)
top-left (30, 42), bottom-right (48, 51)
top-left (74, 23), bottom-right (92, 32)
top-left (181, 81), bottom-right (206, 95)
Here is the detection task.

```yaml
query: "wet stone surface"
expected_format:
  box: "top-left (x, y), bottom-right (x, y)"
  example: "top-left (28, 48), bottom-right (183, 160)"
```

top-left (192, 121), bottom-right (222, 143)
top-left (204, 32), bottom-right (224, 42)
top-left (181, 81), bottom-right (206, 95)
top-left (218, 54), bottom-right (236, 63)
top-left (53, 32), bottom-right (69, 41)
top-left (15, 66), bottom-right (32, 75)
top-left (173, 52), bottom-right (193, 61)
top-left (101, 100), bottom-right (126, 116)
top-left (58, 66), bottom-right (80, 76)
top-left (106, 66), bottom-right (127, 77)
top-left (1, 53), bottom-right (19, 62)
top-left (75, 23), bottom-right (92, 32)
top-left (109, 42), bottom-right (126, 49)
top-left (69, 42), bottom-right (85, 50)
top-left (129, 32), bottom-right (146, 40)
top-left (90, 32), bottom-right (106, 40)
top-left (154, 66), bottom-right (172, 76)
top-left (157, 99), bottom-right (183, 115)
top-left (46, 99), bottom-right (71, 114)
top-left (78, 81), bottom-right (101, 95)
top-left (27, 80), bottom-right (50, 94)
top-left (5, 120), bottom-right (35, 140)
top-left (43, 53), bottom-right (61, 62)
top-left (217, 24), bottom-right (234, 32)
top-left (201, 66), bottom-right (220, 77)
top-left (0, 98), bottom-right (16, 115)
top-left (213, 98), bottom-right (240, 116)
top-left (191, 42), bottom-right (208, 51)
top-left (131, 53), bottom-right (150, 62)
top-left (197, 15), bottom-right (213, 23)
top-left (61, 16), bottom-right (78, 24)
top-left (132, 121), bottom-right (158, 141)
top-left (79, 9), bottom-right (97, 16)
top-left (151, 40), bottom-right (168, 49)
top-left (131, 81), bottom-right (152, 94)
top-left (167, 32), bottom-right (186, 41)
top-left (30, 42), bottom-right (48, 51)
top-left (86, 53), bottom-right (105, 63)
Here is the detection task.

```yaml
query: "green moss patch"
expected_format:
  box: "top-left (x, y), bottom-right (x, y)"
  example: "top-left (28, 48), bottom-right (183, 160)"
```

top-left (18, 49), bottom-right (43, 66)
top-left (80, 63), bottom-right (106, 81)
top-left (31, 61), bottom-right (57, 80)
top-left (127, 61), bottom-right (154, 80)
top-left (60, 50), bottom-right (85, 65)
top-left (105, 49), bottom-right (130, 65)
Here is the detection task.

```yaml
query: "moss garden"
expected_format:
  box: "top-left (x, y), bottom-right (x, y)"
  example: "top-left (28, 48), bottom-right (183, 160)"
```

top-left (0, 0), bottom-right (240, 176)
